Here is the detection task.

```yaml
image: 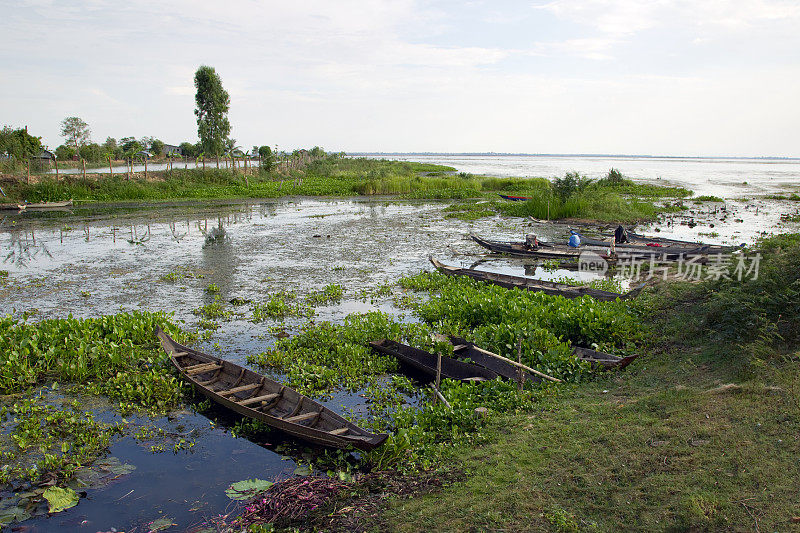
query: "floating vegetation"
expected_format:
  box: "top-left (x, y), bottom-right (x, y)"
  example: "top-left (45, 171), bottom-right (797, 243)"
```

top-left (251, 291), bottom-right (310, 321)
top-left (193, 295), bottom-right (232, 320)
top-left (0, 396), bottom-right (123, 484)
top-left (305, 284), bottom-right (344, 306)
top-left (205, 283), bottom-right (220, 293)
top-left (160, 266), bottom-right (205, 282)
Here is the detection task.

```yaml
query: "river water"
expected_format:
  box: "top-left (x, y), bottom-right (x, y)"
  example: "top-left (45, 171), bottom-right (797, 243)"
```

top-left (2, 154), bottom-right (800, 530)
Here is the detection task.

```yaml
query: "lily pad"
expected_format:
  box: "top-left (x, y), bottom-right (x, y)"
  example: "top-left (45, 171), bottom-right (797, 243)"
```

top-left (225, 478), bottom-right (274, 500)
top-left (148, 516), bottom-right (176, 531)
top-left (43, 486), bottom-right (79, 513)
top-left (293, 465), bottom-right (312, 476)
top-left (0, 504), bottom-right (31, 526)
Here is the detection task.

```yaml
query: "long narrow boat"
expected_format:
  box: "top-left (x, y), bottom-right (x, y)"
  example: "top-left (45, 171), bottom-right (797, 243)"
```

top-left (498, 194), bottom-right (532, 201)
top-left (430, 257), bottom-right (641, 301)
top-left (573, 346), bottom-right (639, 369)
top-left (574, 232), bottom-right (737, 254)
top-left (369, 339), bottom-right (499, 381)
top-left (471, 234), bottom-right (711, 260)
top-left (0, 203), bottom-right (25, 211)
top-left (447, 336), bottom-right (541, 384)
top-left (156, 327), bottom-right (387, 450)
top-left (24, 199), bottom-right (73, 209)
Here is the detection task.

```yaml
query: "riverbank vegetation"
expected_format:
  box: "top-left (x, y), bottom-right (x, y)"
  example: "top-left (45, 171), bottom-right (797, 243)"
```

top-left (219, 233), bottom-right (798, 532)
top-left (1, 232), bottom-right (797, 530)
top-left (3, 156), bottom-right (690, 223)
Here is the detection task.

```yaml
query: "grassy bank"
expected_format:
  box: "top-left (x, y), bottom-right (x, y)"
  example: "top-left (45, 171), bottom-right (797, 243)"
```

top-left (3, 158), bottom-right (689, 223)
top-left (379, 234), bottom-right (800, 532)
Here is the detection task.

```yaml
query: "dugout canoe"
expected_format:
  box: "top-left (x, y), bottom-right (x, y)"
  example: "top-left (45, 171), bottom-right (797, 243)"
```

top-left (156, 326), bottom-right (387, 450)
top-left (498, 194), bottom-right (532, 201)
top-left (573, 346), bottom-right (640, 369)
top-left (430, 257), bottom-right (642, 302)
top-left (24, 199), bottom-right (73, 209)
top-left (369, 339), bottom-right (499, 382)
top-left (573, 232), bottom-right (736, 254)
top-left (471, 233), bottom-right (711, 260)
top-left (447, 336), bottom-right (542, 384)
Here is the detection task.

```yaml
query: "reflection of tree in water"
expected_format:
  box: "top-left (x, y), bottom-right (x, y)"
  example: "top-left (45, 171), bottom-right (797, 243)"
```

top-left (200, 217), bottom-right (237, 305)
top-left (2, 228), bottom-right (52, 268)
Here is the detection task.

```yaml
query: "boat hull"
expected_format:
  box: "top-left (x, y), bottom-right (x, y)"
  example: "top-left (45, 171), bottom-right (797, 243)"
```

top-left (156, 327), bottom-right (387, 450)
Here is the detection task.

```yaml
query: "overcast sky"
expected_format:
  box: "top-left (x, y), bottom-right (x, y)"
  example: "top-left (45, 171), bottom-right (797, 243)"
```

top-left (2, 0), bottom-right (799, 156)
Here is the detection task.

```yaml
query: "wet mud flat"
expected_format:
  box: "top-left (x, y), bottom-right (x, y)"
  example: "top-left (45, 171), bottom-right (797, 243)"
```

top-left (0, 196), bottom-right (795, 531)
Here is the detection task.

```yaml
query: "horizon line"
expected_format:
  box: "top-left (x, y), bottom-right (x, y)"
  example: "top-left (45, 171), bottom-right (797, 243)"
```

top-left (344, 151), bottom-right (800, 161)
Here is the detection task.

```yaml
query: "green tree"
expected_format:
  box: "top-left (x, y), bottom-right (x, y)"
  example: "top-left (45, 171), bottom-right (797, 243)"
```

top-left (149, 138), bottom-right (164, 156)
top-left (194, 65), bottom-right (230, 158)
top-left (55, 144), bottom-right (76, 160)
top-left (59, 117), bottom-right (91, 156)
top-left (0, 126), bottom-right (42, 159)
top-left (179, 142), bottom-right (196, 157)
top-left (258, 145), bottom-right (275, 171)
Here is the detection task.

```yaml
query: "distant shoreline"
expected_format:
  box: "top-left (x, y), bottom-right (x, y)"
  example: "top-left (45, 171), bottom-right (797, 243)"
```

top-left (349, 152), bottom-right (800, 161)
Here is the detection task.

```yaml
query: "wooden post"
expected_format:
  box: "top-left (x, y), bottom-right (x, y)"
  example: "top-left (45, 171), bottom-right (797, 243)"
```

top-left (109, 156), bottom-right (113, 176)
top-left (126, 158), bottom-right (130, 180)
top-left (82, 159), bottom-right (86, 180)
top-left (517, 340), bottom-right (524, 394)
top-left (465, 344), bottom-right (562, 383)
top-left (216, 156), bottom-right (219, 169)
top-left (144, 156), bottom-right (148, 180)
top-left (184, 156), bottom-right (187, 170)
top-left (434, 352), bottom-right (442, 405)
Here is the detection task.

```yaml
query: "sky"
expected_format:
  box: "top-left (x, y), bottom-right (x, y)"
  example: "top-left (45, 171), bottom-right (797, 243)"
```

top-left (1, 0), bottom-right (799, 157)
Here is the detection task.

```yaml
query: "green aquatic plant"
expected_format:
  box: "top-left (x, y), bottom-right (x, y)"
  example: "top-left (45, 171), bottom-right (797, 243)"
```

top-left (193, 295), bottom-right (232, 320)
top-left (305, 284), bottom-right (344, 306)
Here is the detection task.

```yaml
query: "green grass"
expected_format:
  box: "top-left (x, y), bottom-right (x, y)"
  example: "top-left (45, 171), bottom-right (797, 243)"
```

top-left (381, 234), bottom-right (800, 532)
top-left (694, 195), bottom-right (725, 202)
top-left (2, 159), bottom-right (689, 226)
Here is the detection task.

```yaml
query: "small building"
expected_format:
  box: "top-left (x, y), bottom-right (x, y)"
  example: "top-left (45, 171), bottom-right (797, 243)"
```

top-left (163, 144), bottom-right (183, 156)
top-left (34, 149), bottom-right (56, 161)
top-left (135, 151), bottom-right (153, 159)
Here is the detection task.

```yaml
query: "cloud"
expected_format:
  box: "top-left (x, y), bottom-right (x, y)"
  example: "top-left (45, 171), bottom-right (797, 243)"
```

top-left (537, 0), bottom-right (800, 36)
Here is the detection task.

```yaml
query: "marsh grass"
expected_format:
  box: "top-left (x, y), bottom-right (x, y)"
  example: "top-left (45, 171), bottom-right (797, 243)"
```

top-left (382, 233), bottom-right (800, 532)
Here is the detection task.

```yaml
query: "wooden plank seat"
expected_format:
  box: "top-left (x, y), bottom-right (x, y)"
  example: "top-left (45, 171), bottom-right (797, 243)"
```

top-left (171, 351), bottom-right (189, 357)
top-left (238, 393), bottom-right (279, 407)
top-left (284, 411), bottom-right (320, 424)
top-left (219, 383), bottom-right (261, 396)
top-left (328, 427), bottom-right (349, 435)
top-left (185, 362), bottom-right (223, 376)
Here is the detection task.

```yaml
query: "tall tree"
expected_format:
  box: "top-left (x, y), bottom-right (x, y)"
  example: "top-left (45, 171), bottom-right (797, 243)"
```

top-left (194, 66), bottom-right (230, 158)
top-left (59, 117), bottom-right (91, 156)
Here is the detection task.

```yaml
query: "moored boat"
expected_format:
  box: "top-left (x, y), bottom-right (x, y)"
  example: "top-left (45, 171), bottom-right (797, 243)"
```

top-left (573, 346), bottom-right (639, 369)
top-left (156, 326), bottom-right (387, 450)
top-left (447, 336), bottom-right (542, 384)
top-left (498, 194), bottom-right (532, 201)
top-left (574, 232), bottom-right (737, 254)
top-left (24, 199), bottom-right (73, 209)
top-left (0, 203), bottom-right (25, 211)
top-left (430, 256), bottom-right (642, 302)
top-left (471, 233), bottom-right (711, 261)
top-left (369, 338), bottom-right (499, 382)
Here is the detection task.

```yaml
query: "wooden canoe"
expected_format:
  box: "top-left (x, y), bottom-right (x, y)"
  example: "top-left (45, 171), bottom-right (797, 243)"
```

top-left (0, 203), bottom-right (25, 211)
top-left (574, 232), bottom-right (733, 254)
top-left (471, 233), bottom-right (710, 260)
top-left (447, 336), bottom-right (541, 384)
top-left (573, 346), bottom-right (639, 369)
top-left (498, 194), bottom-right (532, 201)
top-left (430, 257), bottom-right (642, 302)
top-left (369, 339), bottom-right (499, 382)
top-left (156, 327), bottom-right (387, 450)
top-left (24, 199), bottom-right (73, 209)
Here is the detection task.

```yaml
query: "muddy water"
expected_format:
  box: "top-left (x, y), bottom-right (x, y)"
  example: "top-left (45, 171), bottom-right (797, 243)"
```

top-left (0, 195), bottom-right (795, 531)
top-left (0, 198), bottom-right (593, 531)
